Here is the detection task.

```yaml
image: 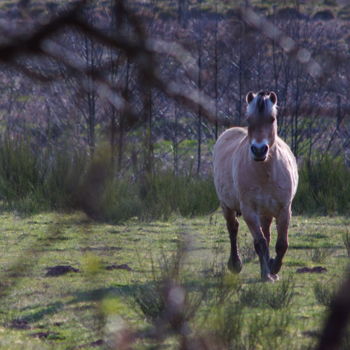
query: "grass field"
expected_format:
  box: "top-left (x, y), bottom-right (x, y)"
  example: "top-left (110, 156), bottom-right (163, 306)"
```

top-left (0, 211), bottom-right (348, 349)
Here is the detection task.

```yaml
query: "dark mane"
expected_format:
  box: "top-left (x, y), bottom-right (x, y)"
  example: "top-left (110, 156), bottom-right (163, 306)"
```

top-left (258, 90), bottom-right (269, 97)
top-left (257, 90), bottom-right (269, 112)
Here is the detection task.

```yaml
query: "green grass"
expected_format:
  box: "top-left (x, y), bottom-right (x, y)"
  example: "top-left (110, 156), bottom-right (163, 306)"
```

top-left (0, 211), bottom-right (347, 348)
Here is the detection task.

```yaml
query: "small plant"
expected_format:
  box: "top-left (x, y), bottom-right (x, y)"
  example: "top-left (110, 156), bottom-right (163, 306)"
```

top-left (240, 275), bottom-right (295, 310)
top-left (132, 282), bottom-right (165, 323)
top-left (209, 300), bottom-right (244, 349)
top-left (131, 242), bottom-right (205, 330)
top-left (308, 247), bottom-right (335, 263)
top-left (313, 281), bottom-right (336, 307)
top-left (265, 275), bottom-right (295, 309)
top-left (244, 311), bottom-right (293, 349)
top-left (343, 230), bottom-right (350, 257)
top-left (239, 284), bottom-right (265, 308)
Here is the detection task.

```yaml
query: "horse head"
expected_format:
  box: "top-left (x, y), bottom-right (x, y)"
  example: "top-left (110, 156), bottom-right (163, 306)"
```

top-left (246, 91), bottom-right (278, 162)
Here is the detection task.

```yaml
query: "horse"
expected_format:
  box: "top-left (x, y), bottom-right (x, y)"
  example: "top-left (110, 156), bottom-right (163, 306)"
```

top-left (213, 91), bottom-right (298, 281)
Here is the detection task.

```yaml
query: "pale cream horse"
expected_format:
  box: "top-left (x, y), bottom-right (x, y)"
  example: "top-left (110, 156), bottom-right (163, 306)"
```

top-left (213, 91), bottom-right (298, 281)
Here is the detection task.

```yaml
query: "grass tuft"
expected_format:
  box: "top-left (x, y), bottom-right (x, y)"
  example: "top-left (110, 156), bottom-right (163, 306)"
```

top-left (343, 230), bottom-right (350, 257)
top-left (308, 248), bottom-right (335, 263)
top-left (240, 275), bottom-right (295, 309)
top-left (313, 281), bottom-right (337, 306)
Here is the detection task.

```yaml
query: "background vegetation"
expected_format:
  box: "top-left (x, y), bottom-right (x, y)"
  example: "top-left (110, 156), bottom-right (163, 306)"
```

top-left (0, 0), bottom-right (348, 219)
top-left (0, 0), bottom-right (347, 349)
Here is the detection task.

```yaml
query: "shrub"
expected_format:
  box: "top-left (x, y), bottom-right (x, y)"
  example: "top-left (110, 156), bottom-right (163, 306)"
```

top-left (209, 300), bottom-right (244, 349)
top-left (239, 275), bottom-right (295, 310)
top-left (293, 156), bottom-right (350, 215)
top-left (0, 137), bottom-right (43, 204)
top-left (140, 172), bottom-right (219, 220)
top-left (0, 138), bottom-right (219, 221)
top-left (208, 302), bottom-right (293, 350)
top-left (78, 169), bottom-right (219, 223)
top-left (313, 281), bottom-right (337, 307)
top-left (3, 138), bottom-right (350, 220)
top-left (244, 311), bottom-right (293, 350)
top-left (343, 230), bottom-right (350, 257)
top-left (0, 137), bottom-right (86, 213)
top-left (131, 245), bottom-right (205, 327)
top-left (308, 248), bottom-right (335, 263)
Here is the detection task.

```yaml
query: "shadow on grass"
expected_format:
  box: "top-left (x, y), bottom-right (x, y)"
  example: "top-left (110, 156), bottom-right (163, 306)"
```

top-left (67, 284), bottom-right (145, 304)
top-left (67, 276), bottom-right (234, 306)
top-left (16, 302), bottom-right (64, 324)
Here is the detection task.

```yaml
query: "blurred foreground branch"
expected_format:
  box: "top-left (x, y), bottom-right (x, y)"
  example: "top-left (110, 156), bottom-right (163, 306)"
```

top-left (0, 0), bottom-right (220, 127)
top-left (316, 268), bottom-right (350, 350)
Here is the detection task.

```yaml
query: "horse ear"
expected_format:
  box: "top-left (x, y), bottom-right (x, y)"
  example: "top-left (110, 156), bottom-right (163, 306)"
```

top-left (269, 91), bottom-right (277, 105)
top-left (246, 91), bottom-right (255, 104)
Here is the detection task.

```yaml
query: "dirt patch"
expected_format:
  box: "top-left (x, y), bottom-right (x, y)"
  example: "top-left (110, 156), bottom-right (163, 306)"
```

top-left (77, 339), bottom-right (104, 348)
top-left (105, 264), bottom-right (132, 271)
top-left (29, 331), bottom-right (64, 340)
top-left (45, 265), bottom-right (79, 277)
top-left (88, 339), bottom-right (104, 347)
top-left (10, 319), bottom-right (31, 330)
top-left (302, 330), bottom-right (320, 338)
top-left (296, 266), bottom-right (327, 274)
top-left (81, 246), bottom-right (122, 252)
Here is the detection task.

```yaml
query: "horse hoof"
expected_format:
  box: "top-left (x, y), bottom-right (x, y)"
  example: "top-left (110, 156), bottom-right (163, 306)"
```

top-left (228, 257), bottom-right (242, 273)
top-left (271, 273), bottom-right (279, 281)
top-left (269, 258), bottom-right (282, 275)
top-left (262, 273), bottom-right (276, 283)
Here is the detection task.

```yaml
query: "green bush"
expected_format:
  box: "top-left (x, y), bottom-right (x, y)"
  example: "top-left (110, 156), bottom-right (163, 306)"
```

top-left (140, 172), bottom-right (219, 220)
top-left (239, 275), bottom-right (295, 310)
top-left (1, 137), bottom-right (349, 220)
top-left (343, 230), bottom-right (350, 257)
top-left (308, 248), bottom-right (335, 263)
top-left (293, 156), bottom-right (350, 215)
top-left (0, 137), bottom-right (87, 214)
top-left (0, 137), bottom-right (219, 221)
top-left (0, 137), bottom-right (43, 204)
top-left (313, 281), bottom-right (337, 307)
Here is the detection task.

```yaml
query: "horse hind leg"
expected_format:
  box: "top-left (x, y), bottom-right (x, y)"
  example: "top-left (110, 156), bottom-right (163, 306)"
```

top-left (222, 205), bottom-right (242, 273)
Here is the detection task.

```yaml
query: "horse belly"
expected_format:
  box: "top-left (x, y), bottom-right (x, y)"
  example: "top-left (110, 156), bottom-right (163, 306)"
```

top-left (253, 192), bottom-right (280, 216)
top-left (244, 187), bottom-right (286, 217)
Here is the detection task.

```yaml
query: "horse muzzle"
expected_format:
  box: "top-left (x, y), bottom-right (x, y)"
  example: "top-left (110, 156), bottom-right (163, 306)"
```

top-left (251, 143), bottom-right (269, 161)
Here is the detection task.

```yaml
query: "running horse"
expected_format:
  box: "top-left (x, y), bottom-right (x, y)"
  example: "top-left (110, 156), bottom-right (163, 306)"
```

top-left (213, 91), bottom-right (298, 281)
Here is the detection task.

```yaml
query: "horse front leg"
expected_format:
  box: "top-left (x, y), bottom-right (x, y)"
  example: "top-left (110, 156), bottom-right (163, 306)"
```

top-left (222, 205), bottom-right (242, 273)
top-left (242, 208), bottom-right (275, 282)
top-left (269, 206), bottom-right (291, 275)
top-left (260, 215), bottom-right (273, 246)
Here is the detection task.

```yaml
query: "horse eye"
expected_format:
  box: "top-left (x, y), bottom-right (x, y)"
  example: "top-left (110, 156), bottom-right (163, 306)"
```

top-left (270, 116), bottom-right (276, 123)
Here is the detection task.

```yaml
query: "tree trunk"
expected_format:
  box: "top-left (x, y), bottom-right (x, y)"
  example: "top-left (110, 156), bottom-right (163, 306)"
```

top-left (197, 42), bottom-right (202, 176)
top-left (214, 1), bottom-right (219, 140)
top-left (178, 0), bottom-right (188, 28)
top-left (117, 58), bottom-right (129, 173)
